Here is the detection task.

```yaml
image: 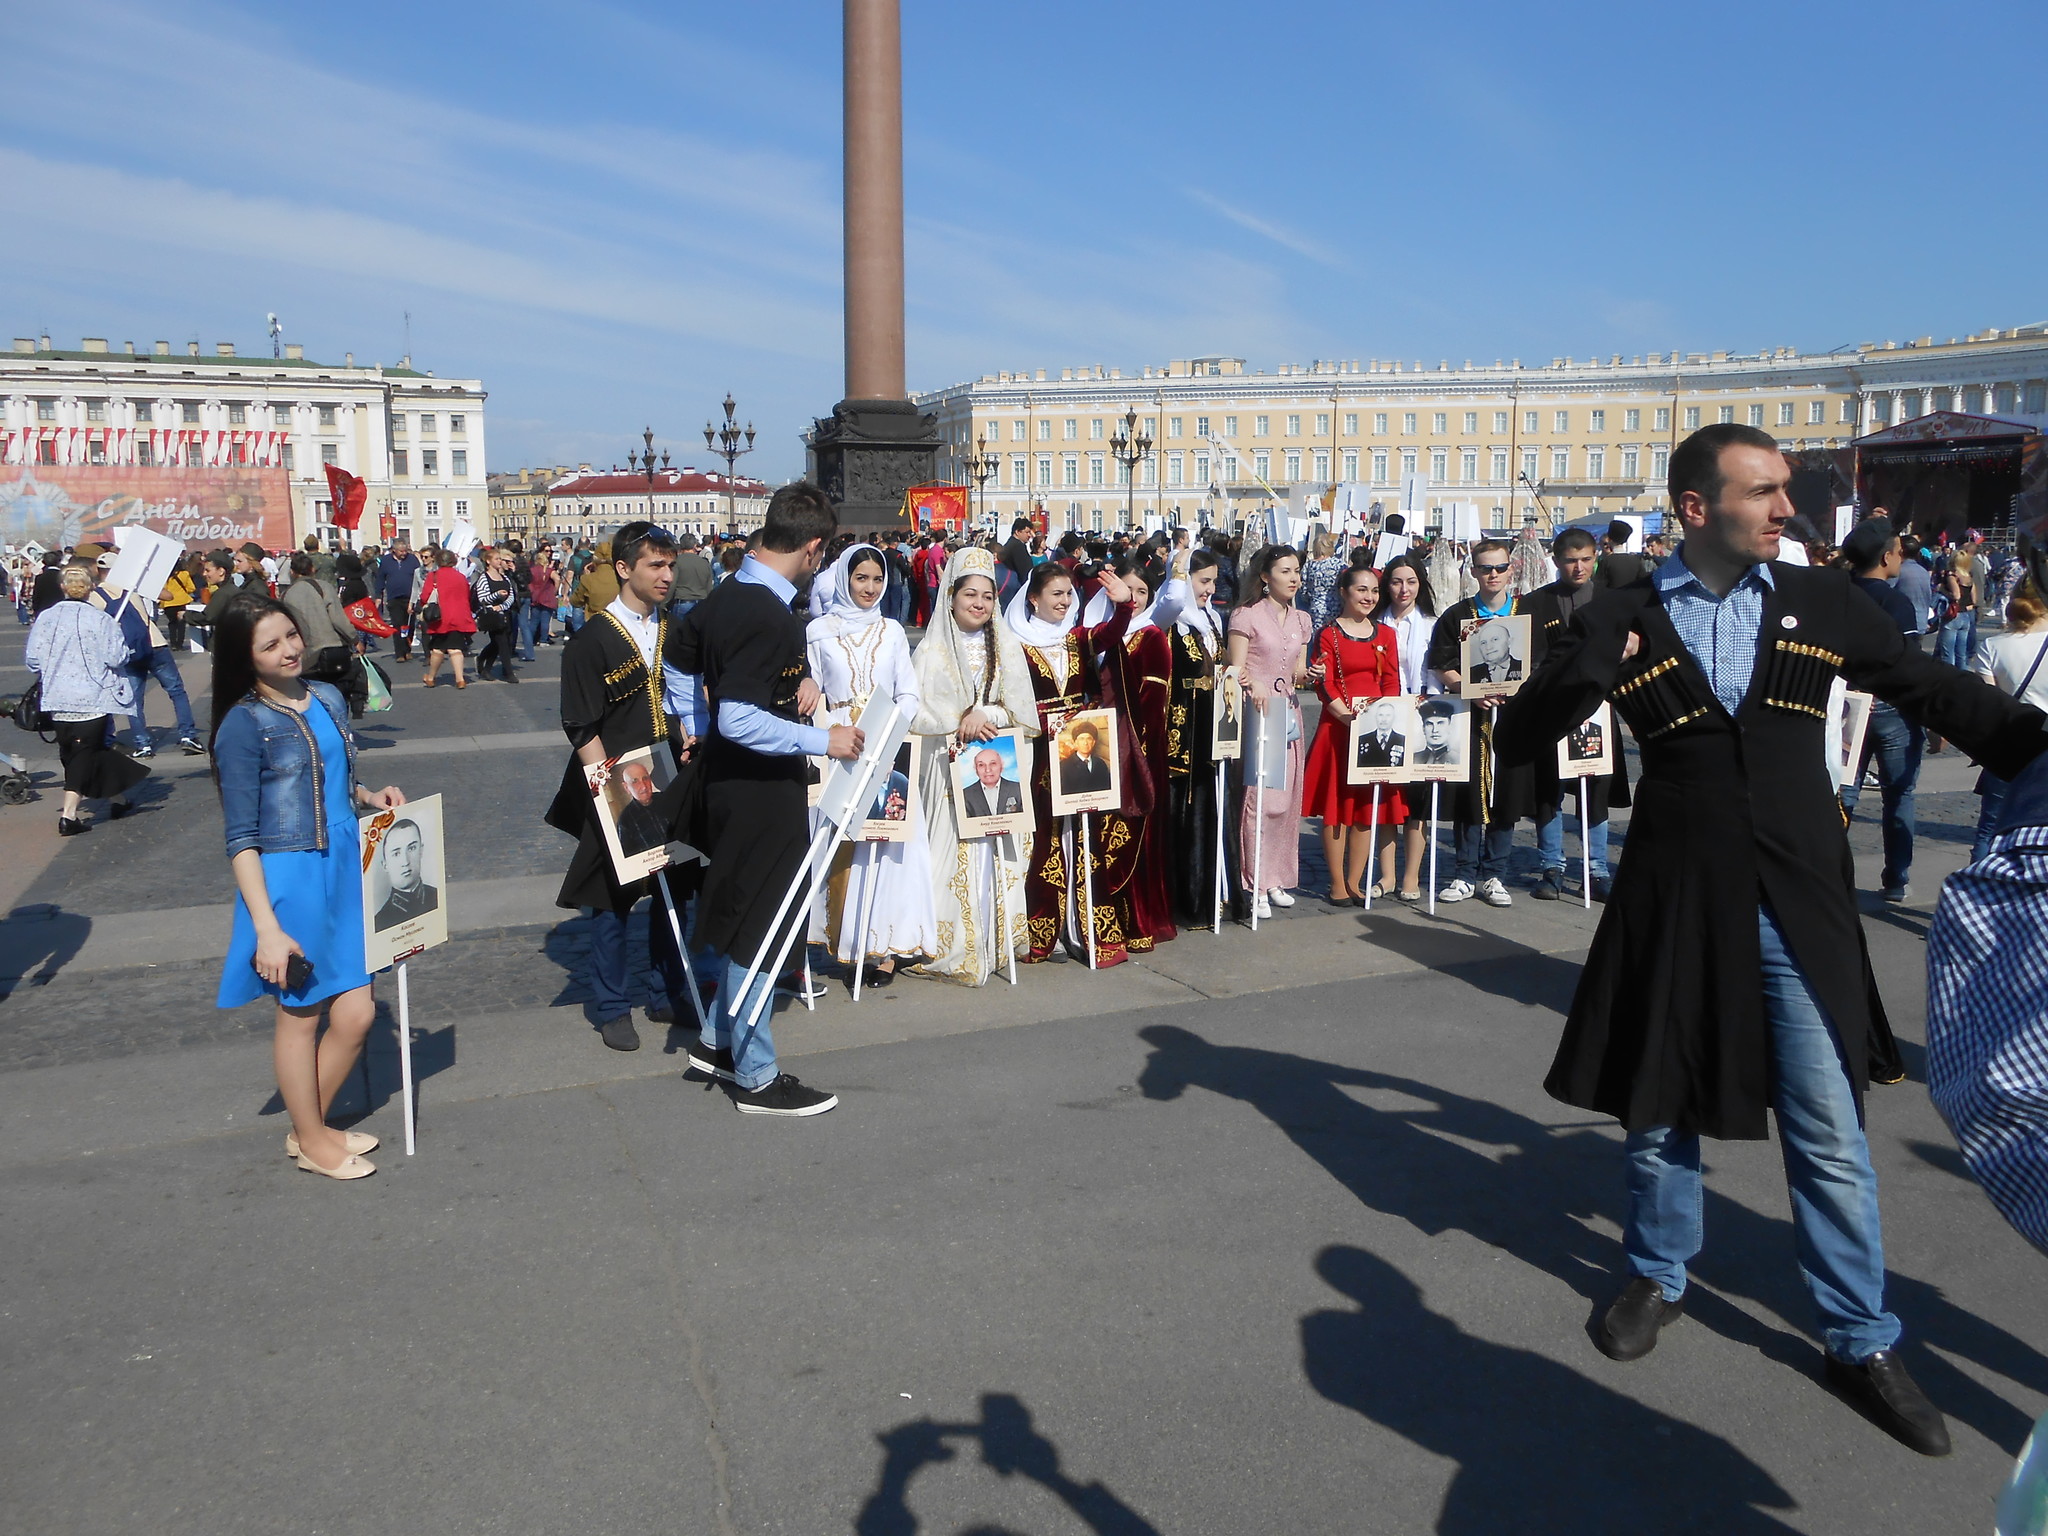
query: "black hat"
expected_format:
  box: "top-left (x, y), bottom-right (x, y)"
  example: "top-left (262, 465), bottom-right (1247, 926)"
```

top-left (1418, 698), bottom-right (1459, 719)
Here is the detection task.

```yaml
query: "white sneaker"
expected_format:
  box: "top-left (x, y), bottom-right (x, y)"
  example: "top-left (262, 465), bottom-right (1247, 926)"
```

top-left (1252, 892), bottom-right (1273, 920)
top-left (1438, 880), bottom-right (1475, 903)
top-left (1268, 888), bottom-right (1296, 908)
top-left (1479, 877), bottom-right (1513, 907)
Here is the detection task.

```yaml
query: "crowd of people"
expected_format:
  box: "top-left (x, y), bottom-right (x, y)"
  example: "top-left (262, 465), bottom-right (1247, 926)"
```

top-left (17, 422), bottom-right (2048, 1475)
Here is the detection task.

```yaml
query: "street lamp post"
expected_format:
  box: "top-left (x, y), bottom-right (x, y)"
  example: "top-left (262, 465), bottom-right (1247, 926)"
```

top-left (965, 435), bottom-right (1000, 534)
top-left (1108, 407), bottom-right (1153, 533)
top-left (626, 426), bottom-right (671, 526)
top-left (703, 394), bottom-right (756, 539)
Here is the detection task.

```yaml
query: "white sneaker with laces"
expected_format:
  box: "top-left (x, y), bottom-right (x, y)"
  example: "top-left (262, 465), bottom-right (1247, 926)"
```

top-left (1268, 888), bottom-right (1296, 908)
top-left (1479, 877), bottom-right (1513, 907)
top-left (1438, 880), bottom-right (1475, 903)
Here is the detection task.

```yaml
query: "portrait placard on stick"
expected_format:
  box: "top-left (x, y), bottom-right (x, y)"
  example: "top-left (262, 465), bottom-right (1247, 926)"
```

top-left (1345, 696), bottom-right (1417, 785)
top-left (1458, 614), bottom-right (1532, 700)
top-left (1832, 689), bottom-right (1874, 789)
top-left (1049, 707), bottom-right (1121, 817)
top-left (1211, 666), bottom-right (1245, 760)
top-left (584, 745), bottom-right (692, 885)
top-left (1243, 693), bottom-right (1291, 791)
top-left (951, 728), bottom-right (1030, 839)
top-left (360, 794), bottom-right (449, 973)
top-left (860, 738), bottom-right (916, 841)
top-left (1557, 703), bottom-right (1616, 778)
top-left (1407, 696), bottom-right (1471, 780)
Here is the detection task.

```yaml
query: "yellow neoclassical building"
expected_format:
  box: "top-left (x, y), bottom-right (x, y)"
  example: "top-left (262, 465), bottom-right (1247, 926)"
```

top-left (914, 324), bottom-right (2048, 535)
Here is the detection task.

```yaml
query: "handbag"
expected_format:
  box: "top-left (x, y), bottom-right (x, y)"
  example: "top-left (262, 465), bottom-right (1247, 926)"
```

top-left (346, 597), bottom-right (397, 637)
top-left (477, 605), bottom-right (507, 634)
top-left (10, 677), bottom-right (53, 736)
top-left (360, 655), bottom-right (394, 713)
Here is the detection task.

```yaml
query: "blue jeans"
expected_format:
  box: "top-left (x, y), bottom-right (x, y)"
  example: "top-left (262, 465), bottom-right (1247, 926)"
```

top-left (1839, 703), bottom-right (1920, 889)
top-left (1622, 905), bottom-right (1898, 1360)
top-left (703, 954), bottom-right (782, 1092)
top-left (1936, 611), bottom-right (1976, 669)
top-left (584, 895), bottom-right (684, 1025)
top-left (126, 646), bottom-right (197, 741)
top-left (1973, 774), bottom-right (2010, 861)
top-left (531, 606), bottom-right (555, 645)
top-left (561, 604), bottom-right (584, 634)
top-left (1537, 806), bottom-right (1610, 879)
top-left (1452, 822), bottom-right (1514, 882)
top-left (514, 598), bottom-right (536, 660)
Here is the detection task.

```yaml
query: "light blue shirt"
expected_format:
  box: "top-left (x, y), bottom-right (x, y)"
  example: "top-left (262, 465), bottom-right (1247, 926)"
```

top-left (1652, 548), bottom-right (1775, 716)
top-left (670, 555), bottom-right (829, 757)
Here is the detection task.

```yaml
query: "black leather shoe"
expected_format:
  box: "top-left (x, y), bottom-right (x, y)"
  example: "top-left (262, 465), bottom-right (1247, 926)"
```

top-left (58, 816), bottom-right (90, 837)
top-left (1825, 1350), bottom-right (1951, 1456)
top-left (598, 1015), bottom-right (641, 1052)
top-left (1531, 869), bottom-right (1563, 901)
top-left (1596, 1276), bottom-right (1683, 1361)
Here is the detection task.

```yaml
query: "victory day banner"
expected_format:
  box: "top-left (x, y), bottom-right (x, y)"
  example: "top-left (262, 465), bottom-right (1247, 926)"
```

top-left (0, 464), bottom-right (296, 554)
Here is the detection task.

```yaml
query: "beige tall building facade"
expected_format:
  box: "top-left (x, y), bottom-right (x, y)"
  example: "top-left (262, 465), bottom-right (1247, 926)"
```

top-left (0, 333), bottom-right (487, 548)
top-left (915, 324), bottom-right (2048, 534)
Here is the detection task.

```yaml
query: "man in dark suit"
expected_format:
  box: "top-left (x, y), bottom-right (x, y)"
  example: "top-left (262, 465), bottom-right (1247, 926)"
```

top-left (962, 746), bottom-right (1023, 818)
top-left (1467, 619), bottom-right (1525, 684)
top-left (374, 818), bottom-right (440, 931)
top-left (1059, 723), bottom-right (1113, 796)
top-left (1354, 699), bottom-right (1407, 768)
top-left (612, 759), bottom-right (670, 855)
top-left (1595, 521), bottom-right (1648, 588)
top-left (1567, 720), bottom-right (1604, 763)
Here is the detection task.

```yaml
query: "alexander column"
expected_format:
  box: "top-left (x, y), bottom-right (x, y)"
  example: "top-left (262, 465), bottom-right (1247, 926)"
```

top-left (809, 0), bottom-right (939, 532)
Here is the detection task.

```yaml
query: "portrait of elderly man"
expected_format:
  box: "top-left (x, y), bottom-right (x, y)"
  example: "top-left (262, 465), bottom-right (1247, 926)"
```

top-left (1466, 617), bottom-right (1526, 685)
top-left (1058, 719), bottom-right (1113, 797)
top-left (1354, 698), bottom-right (1408, 769)
top-left (612, 758), bottom-right (670, 856)
top-left (962, 744), bottom-right (1023, 820)
top-left (373, 817), bottom-right (440, 931)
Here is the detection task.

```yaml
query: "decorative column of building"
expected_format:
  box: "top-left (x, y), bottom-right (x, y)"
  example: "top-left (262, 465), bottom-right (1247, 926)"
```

top-left (808, 0), bottom-right (939, 531)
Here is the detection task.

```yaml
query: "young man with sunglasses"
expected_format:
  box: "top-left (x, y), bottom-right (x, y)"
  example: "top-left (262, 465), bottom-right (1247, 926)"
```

top-left (545, 520), bottom-right (691, 1053)
top-left (1426, 538), bottom-right (1541, 906)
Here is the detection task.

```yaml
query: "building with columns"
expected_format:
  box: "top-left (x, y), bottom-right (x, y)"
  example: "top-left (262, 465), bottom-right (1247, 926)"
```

top-left (916, 323), bottom-right (2048, 535)
top-left (544, 466), bottom-right (770, 544)
top-left (1, 332), bottom-right (487, 549)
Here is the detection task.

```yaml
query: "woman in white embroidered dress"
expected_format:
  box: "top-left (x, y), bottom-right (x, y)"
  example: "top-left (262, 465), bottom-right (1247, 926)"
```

top-left (909, 546), bottom-right (1038, 985)
top-left (807, 544), bottom-right (934, 984)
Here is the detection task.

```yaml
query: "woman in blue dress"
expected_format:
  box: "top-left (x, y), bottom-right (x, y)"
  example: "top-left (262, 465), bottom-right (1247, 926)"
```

top-left (212, 596), bottom-right (407, 1180)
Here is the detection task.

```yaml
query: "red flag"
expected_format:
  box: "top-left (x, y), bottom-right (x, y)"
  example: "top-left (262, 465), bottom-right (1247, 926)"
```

top-left (323, 462), bottom-right (368, 530)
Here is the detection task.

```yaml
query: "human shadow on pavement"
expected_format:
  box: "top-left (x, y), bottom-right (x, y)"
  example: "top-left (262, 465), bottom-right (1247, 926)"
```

top-left (855, 1391), bottom-right (1160, 1536)
top-left (1136, 1024), bottom-right (2048, 1450)
top-left (1302, 1245), bottom-right (1801, 1534)
top-left (0, 905), bottom-right (91, 998)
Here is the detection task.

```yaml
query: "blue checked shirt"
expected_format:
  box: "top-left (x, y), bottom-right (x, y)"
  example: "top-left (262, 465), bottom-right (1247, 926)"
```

top-left (1927, 751), bottom-right (2048, 1255)
top-left (1652, 550), bottom-right (1774, 716)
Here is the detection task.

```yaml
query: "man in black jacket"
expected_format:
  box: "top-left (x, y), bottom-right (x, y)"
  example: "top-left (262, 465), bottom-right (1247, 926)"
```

top-left (1838, 517), bottom-right (1925, 900)
top-left (998, 518), bottom-right (1035, 602)
top-left (1523, 527), bottom-right (1626, 901)
top-left (1498, 424), bottom-right (2048, 1457)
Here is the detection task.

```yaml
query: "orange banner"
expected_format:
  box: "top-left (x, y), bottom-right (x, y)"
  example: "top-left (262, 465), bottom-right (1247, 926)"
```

top-left (0, 464), bottom-right (296, 553)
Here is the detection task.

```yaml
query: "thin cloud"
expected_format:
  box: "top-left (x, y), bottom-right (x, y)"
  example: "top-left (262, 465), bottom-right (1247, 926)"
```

top-left (1183, 188), bottom-right (1348, 271)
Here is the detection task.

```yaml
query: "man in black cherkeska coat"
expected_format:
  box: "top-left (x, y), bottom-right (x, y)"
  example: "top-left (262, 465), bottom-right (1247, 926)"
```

top-left (1498, 424), bottom-right (2048, 1458)
top-left (667, 482), bottom-right (861, 1118)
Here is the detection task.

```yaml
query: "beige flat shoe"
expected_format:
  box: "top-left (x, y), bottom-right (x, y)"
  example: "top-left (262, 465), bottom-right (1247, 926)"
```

top-left (293, 1150), bottom-right (376, 1181)
top-left (285, 1129), bottom-right (378, 1160)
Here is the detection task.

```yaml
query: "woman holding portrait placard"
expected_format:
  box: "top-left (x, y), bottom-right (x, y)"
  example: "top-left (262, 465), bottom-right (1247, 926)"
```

top-left (1227, 545), bottom-right (1313, 920)
top-left (909, 546), bottom-right (1037, 985)
top-left (807, 543), bottom-right (934, 985)
top-left (1302, 564), bottom-right (1406, 904)
top-left (1155, 547), bottom-right (1238, 924)
top-left (1007, 561), bottom-right (1137, 965)
top-left (211, 596), bottom-right (406, 1182)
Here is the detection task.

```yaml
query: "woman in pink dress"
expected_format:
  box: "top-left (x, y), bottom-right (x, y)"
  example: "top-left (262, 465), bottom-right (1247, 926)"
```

top-left (1227, 546), bottom-right (1313, 920)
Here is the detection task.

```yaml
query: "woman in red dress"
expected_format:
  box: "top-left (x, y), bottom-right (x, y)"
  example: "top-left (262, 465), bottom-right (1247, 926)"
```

top-left (1095, 553), bottom-right (1177, 950)
top-left (1302, 564), bottom-right (1406, 903)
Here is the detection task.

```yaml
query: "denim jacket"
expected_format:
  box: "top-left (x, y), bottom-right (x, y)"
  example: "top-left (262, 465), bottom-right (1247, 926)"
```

top-left (216, 681), bottom-right (357, 857)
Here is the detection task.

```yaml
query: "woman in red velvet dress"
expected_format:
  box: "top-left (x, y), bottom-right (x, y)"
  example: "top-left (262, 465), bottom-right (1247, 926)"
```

top-left (1302, 564), bottom-right (1406, 903)
top-left (1095, 553), bottom-right (1177, 951)
top-left (1006, 562), bottom-right (1139, 964)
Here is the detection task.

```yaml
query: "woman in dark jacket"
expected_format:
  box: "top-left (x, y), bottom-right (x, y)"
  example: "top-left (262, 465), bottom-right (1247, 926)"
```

top-left (211, 596), bottom-right (405, 1180)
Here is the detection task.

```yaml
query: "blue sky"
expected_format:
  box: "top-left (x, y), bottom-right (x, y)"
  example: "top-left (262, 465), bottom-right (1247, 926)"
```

top-left (8, 1), bottom-right (2044, 480)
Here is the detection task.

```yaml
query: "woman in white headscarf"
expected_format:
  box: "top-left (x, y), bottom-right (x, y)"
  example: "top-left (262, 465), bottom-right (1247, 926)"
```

top-left (908, 545), bottom-right (1039, 985)
top-left (806, 543), bottom-right (934, 985)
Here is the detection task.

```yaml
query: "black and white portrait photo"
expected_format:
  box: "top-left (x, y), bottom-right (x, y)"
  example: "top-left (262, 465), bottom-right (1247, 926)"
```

top-left (373, 817), bottom-right (440, 931)
top-left (1408, 697), bottom-right (1471, 780)
top-left (1345, 695), bottom-right (1417, 785)
top-left (1459, 614), bottom-right (1531, 699)
top-left (1556, 702), bottom-right (1616, 778)
top-left (360, 793), bottom-right (450, 971)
